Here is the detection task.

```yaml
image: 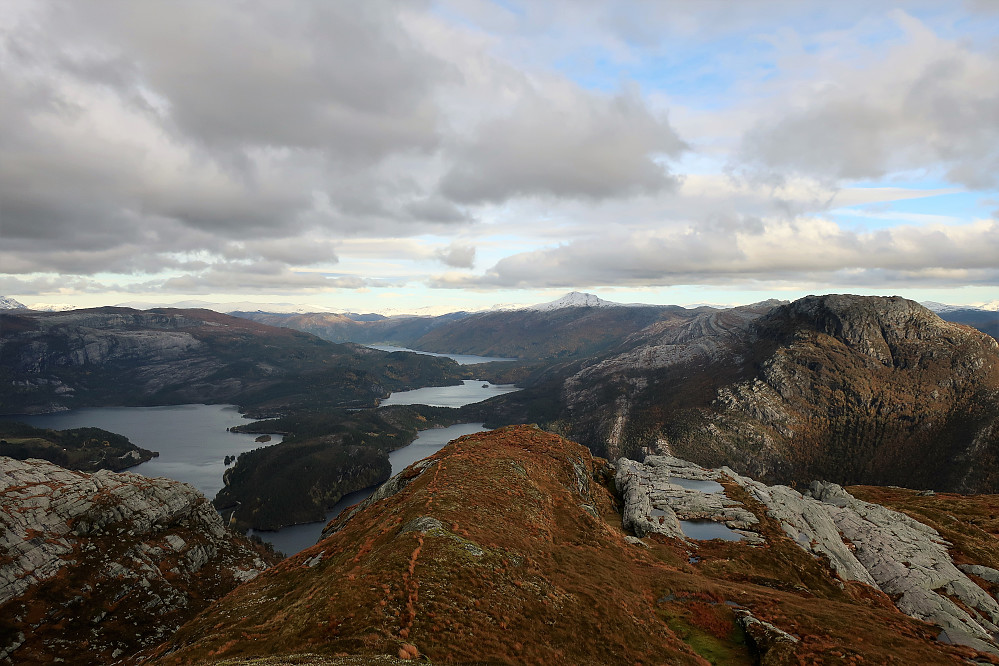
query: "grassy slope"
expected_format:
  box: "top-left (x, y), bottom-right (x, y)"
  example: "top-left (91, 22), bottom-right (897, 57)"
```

top-left (151, 427), bottom-right (993, 665)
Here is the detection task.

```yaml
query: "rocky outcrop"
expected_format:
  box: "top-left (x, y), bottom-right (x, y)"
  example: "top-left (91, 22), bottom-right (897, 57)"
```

top-left (809, 481), bottom-right (999, 654)
top-left (554, 295), bottom-right (999, 493)
top-left (0, 456), bottom-right (274, 665)
top-left (618, 453), bottom-right (999, 655)
top-left (615, 456), bottom-right (760, 543)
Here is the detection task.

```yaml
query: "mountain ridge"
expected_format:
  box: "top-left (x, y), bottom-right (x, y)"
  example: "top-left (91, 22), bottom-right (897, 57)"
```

top-left (145, 426), bottom-right (999, 664)
top-left (468, 294), bottom-right (999, 493)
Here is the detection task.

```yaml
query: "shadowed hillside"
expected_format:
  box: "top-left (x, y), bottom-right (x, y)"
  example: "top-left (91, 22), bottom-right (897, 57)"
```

top-left (469, 295), bottom-right (999, 494)
top-left (0, 307), bottom-right (463, 416)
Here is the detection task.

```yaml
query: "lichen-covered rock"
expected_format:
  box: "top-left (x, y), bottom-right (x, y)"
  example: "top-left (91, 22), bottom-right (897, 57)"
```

top-left (0, 456), bottom-right (275, 665)
top-left (726, 470), bottom-right (876, 587)
top-left (809, 481), bottom-right (999, 655)
top-left (736, 609), bottom-right (799, 665)
top-left (617, 453), bottom-right (999, 655)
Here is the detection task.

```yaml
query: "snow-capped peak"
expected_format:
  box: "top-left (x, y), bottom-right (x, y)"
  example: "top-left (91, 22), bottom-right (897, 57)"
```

top-left (528, 292), bottom-right (615, 311)
top-left (0, 296), bottom-right (28, 310)
top-left (922, 300), bottom-right (999, 313)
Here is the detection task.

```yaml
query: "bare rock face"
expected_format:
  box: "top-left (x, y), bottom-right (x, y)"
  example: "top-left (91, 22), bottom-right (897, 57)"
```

top-left (617, 454), bottom-right (999, 656)
top-left (560, 295), bottom-right (999, 493)
top-left (0, 456), bottom-right (274, 665)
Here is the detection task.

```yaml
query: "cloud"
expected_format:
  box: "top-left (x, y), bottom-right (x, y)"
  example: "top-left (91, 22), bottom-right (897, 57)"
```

top-left (440, 85), bottom-right (686, 203)
top-left (431, 217), bottom-right (999, 289)
top-left (435, 242), bottom-right (476, 268)
top-left (158, 264), bottom-right (385, 293)
top-left (736, 11), bottom-right (999, 189)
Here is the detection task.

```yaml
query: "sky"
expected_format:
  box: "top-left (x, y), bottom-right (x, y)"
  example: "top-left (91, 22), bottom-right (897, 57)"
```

top-left (1, 1), bottom-right (998, 314)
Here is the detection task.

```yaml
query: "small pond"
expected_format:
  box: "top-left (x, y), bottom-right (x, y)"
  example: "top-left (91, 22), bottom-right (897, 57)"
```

top-left (668, 477), bottom-right (725, 494)
top-left (679, 520), bottom-right (745, 542)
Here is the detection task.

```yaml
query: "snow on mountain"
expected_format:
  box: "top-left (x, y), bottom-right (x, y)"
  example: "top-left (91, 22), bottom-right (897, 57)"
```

top-left (27, 303), bottom-right (77, 312)
top-left (0, 296), bottom-right (28, 309)
top-left (922, 300), bottom-right (997, 313)
top-left (528, 291), bottom-right (619, 311)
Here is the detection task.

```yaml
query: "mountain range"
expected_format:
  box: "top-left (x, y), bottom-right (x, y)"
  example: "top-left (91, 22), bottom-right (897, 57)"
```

top-left (2, 292), bottom-right (999, 663)
top-left (467, 295), bottom-right (999, 494)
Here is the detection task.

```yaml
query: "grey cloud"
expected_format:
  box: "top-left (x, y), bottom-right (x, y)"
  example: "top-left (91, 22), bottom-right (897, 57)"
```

top-left (440, 88), bottom-right (687, 203)
top-left (67, 1), bottom-right (448, 161)
top-left (158, 263), bottom-right (388, 294)
top-left (406, 197), bottom-right (470, 224)
top-left (431, 218), bottom-right (999, 289)
top-left (0, 1), bottom-right (466, 280)
top-left (225, 239), bottom-right (340, 267)
top-left (435, 242), bottom-right (476, 268)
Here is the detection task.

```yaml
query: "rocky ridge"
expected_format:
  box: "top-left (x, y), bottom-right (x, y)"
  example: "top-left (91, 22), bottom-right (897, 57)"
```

top-left (0, 456), bottom-right (276, 665)
top-left (617, 453), bottom-right (999, 655)
top-left (0, 306), bottom-right (463, 415)
top-left (546, 295), bottom-right (999, 493)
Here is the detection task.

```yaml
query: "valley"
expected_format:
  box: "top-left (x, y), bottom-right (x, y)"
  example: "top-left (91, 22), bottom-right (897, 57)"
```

top-left (2, 292), bottom-right (999, 663)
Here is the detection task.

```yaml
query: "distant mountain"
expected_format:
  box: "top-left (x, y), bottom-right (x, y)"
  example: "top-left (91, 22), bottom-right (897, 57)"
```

top-left (528, 291), bottom-right (618, 310)
top-left (409, 301), bottom-right (707, 360)
top-left (923, 300), bottom-right (999, 313)
top-left (0, 307), bottom-right (463, 415)
top-left (924, 301), bottom-right (999, 339)
top-left (472, 294), bottom-right (999, 493)
top-left (231, 310), bottom-right (471, 345)
top-left (114, 299), bottom-right (344, 314)
top-left (0, 296), bottom-right (26, 310)
top-left (24, 302), bottom-right (76, 312)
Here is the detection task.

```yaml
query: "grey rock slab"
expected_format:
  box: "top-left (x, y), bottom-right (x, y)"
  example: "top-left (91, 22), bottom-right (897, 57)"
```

top-left (810, 481), bottom-right (999, 654)
top-left (959, 564), bottom-right (999, 586)
top-left (616, 457), bottom-right (761, 543)
top-left (724, 468), bottom-right (875, 587)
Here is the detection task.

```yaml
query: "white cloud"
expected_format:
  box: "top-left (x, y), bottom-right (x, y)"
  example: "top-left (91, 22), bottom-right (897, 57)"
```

top-left (433, 217), bottom-right (999, 289)
top-left (736, 11), bottom-right (999, 189)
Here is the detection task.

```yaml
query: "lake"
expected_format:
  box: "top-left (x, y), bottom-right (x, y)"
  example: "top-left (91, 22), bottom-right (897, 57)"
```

top-left (12, 404), bottom-right (270, 499)
top-left (380, 380), bottom-right (519, 408)
top-left (250, 422), bottom-right (489, 555)
top-left (10, 347), bottom-right (522, 557)
top-left (365, 344), bottom-right (517, 365)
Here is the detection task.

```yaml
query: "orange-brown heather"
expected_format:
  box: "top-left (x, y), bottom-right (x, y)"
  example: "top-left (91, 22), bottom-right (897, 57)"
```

top-left (145, 426), bottom-right (998, 665)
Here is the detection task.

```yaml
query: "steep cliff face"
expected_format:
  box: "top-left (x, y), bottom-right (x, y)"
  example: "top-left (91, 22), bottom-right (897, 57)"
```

top-left (556, 295), bottom-right (999, 492)
top-left (0, 457), bottom-right (277, 665)
top-left (149, 426), bottom-right (999, 665)
top-left (0, 307), bottom-right (462, 415)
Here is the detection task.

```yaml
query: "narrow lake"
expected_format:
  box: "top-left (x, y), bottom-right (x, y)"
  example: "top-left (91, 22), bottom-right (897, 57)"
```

top-left (380, 379), bottom-right (519, 408)
top-left (10, 348), bottom-right (522, 557)
top-left (12, 404), bottom-right (269, 499)
top-left (250, 422), bottom-right (489, 555)
top-left (365, 344), bottom-right (517, 365)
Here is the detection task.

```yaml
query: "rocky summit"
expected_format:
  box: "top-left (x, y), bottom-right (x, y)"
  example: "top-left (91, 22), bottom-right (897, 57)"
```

top-left (541, 295), bottom-right (999, 492)
top-left (148, 426), bottom-right (999, 665)
top-left (0, 457), bottom-right (277, 665)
